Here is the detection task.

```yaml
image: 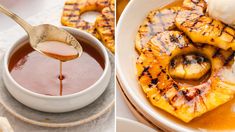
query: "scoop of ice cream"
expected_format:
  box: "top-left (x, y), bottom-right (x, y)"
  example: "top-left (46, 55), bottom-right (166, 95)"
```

top-left (207, 0), bottom-right (235, 27)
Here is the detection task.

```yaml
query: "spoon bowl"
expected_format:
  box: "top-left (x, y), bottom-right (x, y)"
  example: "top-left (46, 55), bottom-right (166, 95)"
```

top-left (0, 4), bottom-right (83, 61)
top-left (29, 24), bottom-right (83, 61)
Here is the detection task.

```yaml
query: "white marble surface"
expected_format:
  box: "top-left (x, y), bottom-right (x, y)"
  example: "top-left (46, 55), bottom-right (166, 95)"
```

top-left (116, 81), bottom-right (137, 121)
top-left (0, 0), bottom-right (62, 31)
top-left (0, 1), bottom-right (114, 131)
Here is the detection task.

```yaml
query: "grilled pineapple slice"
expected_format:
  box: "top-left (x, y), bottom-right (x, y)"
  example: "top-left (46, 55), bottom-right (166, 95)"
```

top-left (175, 9), bottom-right (235, 50)
top-left (169, 54), bottom-right (211, 80)
top-left (183, 0), bottom-right (207, 13)
top-left (136, 31), bottom-right (235, 122)
top-left (61, 0), bottom-right (110, 38)
top-left (95, 0), bottom-right (115, 53)
top-left (135, 7), bottom-right (180, 53)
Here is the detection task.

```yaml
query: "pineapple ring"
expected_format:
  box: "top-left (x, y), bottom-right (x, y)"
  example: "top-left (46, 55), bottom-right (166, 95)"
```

top-left (136, 31), bottom-right (235, 122)
top-left (61, 0), bottom-right (110, 38)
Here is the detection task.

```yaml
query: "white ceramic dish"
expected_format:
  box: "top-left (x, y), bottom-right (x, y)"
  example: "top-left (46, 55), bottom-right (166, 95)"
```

top-left (116, 117), bottom-right (156, 132)
top-left (0, 51), bottom-right (114, 128)
top-left (117, 0), bottom-right (208, 131)
top-left (2, 27), bottom-right (111, 113)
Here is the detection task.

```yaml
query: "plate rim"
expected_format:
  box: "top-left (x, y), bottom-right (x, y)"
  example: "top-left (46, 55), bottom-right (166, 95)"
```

top-left (117, 78), bottom-right (163, 131)
top-left (116, 117), bottom-right (156, 132)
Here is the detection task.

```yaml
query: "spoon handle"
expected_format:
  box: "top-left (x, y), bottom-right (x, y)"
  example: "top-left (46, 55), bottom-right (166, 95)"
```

top-left (0, 4), bottom-right (33, 33)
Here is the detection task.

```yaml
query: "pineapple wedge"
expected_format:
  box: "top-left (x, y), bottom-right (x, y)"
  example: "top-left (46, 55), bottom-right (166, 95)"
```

top-left (135, 7), bottom-right (180, 53)
top-left (175, 9), bottom-right (235, 51)
top-left (183, 0), bottom-right (207, 13)
top-left (95, 0), bottom-right (115, 53)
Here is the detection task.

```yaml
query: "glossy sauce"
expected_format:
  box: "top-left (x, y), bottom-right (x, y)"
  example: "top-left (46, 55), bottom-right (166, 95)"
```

top-left (9, 42), bottom-right (104, 96)
top-left (163, 0), bottom-right (235, 130)
top-left (37, 41), bottom-right (80, 95)
top-left (188, 97), bottom-right (235, 130)
top-left (36, 41), bottom-right (79, 61)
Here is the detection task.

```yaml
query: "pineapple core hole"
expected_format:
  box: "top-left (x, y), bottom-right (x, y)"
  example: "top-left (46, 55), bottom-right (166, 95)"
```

top-left (169, 53), bottom-right (211, 85)
top-left (80, 11), bottom-right (101, 23)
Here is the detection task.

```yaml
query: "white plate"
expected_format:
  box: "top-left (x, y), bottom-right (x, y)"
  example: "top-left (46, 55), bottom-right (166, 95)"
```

top-left (116, 0), bottom-right (209, 131)
top-left (116, 117), bottom-right (156, 132)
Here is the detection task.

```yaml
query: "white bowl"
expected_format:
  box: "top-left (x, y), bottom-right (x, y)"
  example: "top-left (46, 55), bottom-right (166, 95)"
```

top-left (116, 117), bottom-right (156, 132)
top-left (2, 27), bottom-right (111, 113)
top-left (117, 0), bottom-right (208, 131)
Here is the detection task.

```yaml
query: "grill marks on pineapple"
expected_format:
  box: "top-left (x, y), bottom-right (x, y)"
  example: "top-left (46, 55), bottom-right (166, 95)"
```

top-left (152, 31), bottom-right (189, 55)
top-left (139, 66), bottom-right (151, 78)
top-left (218, 25), bottom-right (226, 37)
top-left (61, 0), bottom-right (115, 53)
top-left (138, 56), bottom-right (206, 108)
top-left (135, 0), bottom-right (235, 123)
top-left (224, 52), bottom-right (235, 66)
top-left (175, 9), bottom-right (235, 50)
top-left (183, 0), bottom-right (207, 13)
top-left (145, 16), bottom-right (155, 37)
top-left (199, 44), bottom-right (234, 66)
top-left (151, 78), bottom-right (159, 85)
top-left (136, 31), bottom-right (235, 122)
top-left (61, 0), bottom-right (110, 38)
top-left (95, 1), bottom-right (115, 53)
top-left (212, 48), bottom-right (220, 58)
top-left (138, 32), bottom-right (204, 102)
top-left (211, 48), bottom-right (234, 66)
top-left (169, 33), bottom-right (180, 43)
top-left (154, 11), bottom-right (167, 30)
top-left (177, 11), bottom-right (202, 31)
top-left (135, 7), bottom-right (180, 52)
top-left (65, 2), bottom-right (79, 21)
top-left (169, 54), bottom-right (211, 80)
top-left (183, 54), bottom-right (207, 65)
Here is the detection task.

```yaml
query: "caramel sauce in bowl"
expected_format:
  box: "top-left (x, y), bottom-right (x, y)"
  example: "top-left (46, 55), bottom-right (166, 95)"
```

top-left (2, 27), bottom-right (111, 113)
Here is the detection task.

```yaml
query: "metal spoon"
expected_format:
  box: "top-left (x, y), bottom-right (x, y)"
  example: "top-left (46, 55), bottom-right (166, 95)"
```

top-left (0, 4), bottom-right (83, 61)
